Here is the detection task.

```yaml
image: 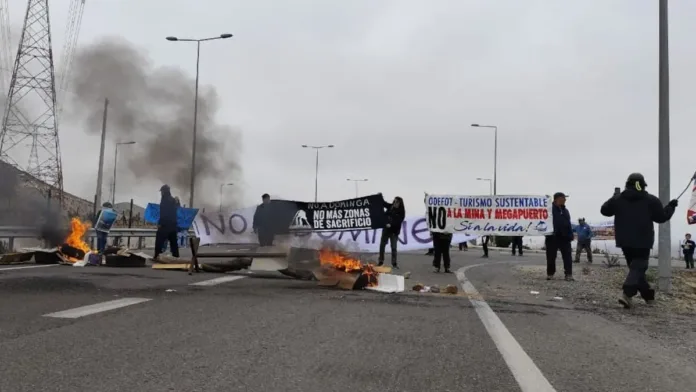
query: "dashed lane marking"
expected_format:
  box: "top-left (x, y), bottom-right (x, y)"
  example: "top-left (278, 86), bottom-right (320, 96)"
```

top-left (43, 298), bottom-right (152, 319)
top-left (0, 264), bottom-right (59, 271)
top-left (189, 275), bottom-right (247, 287)
top-left (456, 262), bottom-right (557, 392)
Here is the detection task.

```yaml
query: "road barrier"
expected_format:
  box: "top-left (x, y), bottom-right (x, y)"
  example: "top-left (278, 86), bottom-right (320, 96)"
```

top-left (0, 226), bottom-right (194, 251)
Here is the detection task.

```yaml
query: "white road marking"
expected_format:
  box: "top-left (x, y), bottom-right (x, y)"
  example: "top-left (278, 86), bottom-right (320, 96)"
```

top-left (43, 298), bottom-right (152, 319)
top-left (0, 264), bottom-right (59, 271)
top-left (456, 262), bottom-right (557, 392)
top-left (189, 275), bottom-right (246, 286)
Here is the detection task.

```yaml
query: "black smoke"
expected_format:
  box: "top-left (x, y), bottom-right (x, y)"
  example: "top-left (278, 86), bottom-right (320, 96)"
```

top-left (66, 37), bottom-right (242, 207)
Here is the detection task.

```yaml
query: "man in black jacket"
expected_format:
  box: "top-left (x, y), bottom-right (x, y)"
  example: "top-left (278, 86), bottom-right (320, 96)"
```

top-left (253, 193), bottom-right (275, 246)
top-left (154, 184), bottom-right (179, 260)
top-left (546, 192), bottom-right (575, 281)
top-left (601, 173), bottom-right (677, 308)
top-left (378, 196), bottom-right (405, 268)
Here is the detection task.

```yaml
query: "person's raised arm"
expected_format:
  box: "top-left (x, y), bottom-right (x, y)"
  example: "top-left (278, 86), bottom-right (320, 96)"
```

top-left (649, 195), bottom-right (676, 224)
top-left (600, 197), bottom-right (616, 217)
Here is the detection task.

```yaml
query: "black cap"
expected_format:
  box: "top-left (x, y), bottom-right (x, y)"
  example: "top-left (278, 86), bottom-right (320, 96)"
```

top-left (553, 192), bottom-right (568, 199)
top-left (626, 173), bottom-right (647, 187)
top-left (160, 184), bottom-right (170, 192)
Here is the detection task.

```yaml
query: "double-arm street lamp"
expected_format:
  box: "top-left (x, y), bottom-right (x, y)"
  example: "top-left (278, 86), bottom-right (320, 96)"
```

top-left (346, 178), bottom-right (368, 197)
top-left (471, 124), bottom-right (498, 195)
top-left (166, 33), bottom-right (233, 208)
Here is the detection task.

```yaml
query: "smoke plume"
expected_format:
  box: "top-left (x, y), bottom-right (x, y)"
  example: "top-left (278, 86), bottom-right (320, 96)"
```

top-left (66, 37), bottom-right (242, 207)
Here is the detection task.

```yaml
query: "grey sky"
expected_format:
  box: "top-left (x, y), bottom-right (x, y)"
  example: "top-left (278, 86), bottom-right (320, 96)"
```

top-left (3, 0), bottom-right (696, 238)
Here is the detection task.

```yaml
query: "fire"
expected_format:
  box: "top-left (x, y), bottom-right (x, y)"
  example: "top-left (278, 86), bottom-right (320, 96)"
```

top-left (66, 217), bottom-right (91, 254)
top-left (318, 248), bottom-right (378, 287)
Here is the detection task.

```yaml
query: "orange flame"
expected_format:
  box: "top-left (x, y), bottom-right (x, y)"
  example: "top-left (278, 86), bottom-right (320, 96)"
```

top-left (318, 248), bottom-right (362, 272)
top-left (318, 248), bottom-right (378, 287)
top-left (66, 217), bottom-right (91, 254)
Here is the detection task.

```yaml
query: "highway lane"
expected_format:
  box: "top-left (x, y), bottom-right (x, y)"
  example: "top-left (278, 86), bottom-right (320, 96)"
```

top-left (0, 251), bottom-right (694, 391)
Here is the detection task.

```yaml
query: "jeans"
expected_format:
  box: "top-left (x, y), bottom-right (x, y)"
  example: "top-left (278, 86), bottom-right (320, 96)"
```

top-left (545, 236), bottom-right (573, 276)
top-left (575, 241), bottom-right (593, 262)
top-left (432, 235), bottom-right (452, 270)
top-left (378, 230), bottom-right (398, 264)
top-left (621, 248), bottom-right (654, 300)
top-left (96, 231), bottom-right (108, 253)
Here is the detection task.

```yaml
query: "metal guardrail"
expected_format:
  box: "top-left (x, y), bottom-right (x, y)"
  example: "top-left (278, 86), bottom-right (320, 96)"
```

top-left (0, 226), bottom-right (195, 251)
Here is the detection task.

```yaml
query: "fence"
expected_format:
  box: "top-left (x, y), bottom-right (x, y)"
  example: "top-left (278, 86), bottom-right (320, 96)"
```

top-left (0, 227), bottom-right (194, 252)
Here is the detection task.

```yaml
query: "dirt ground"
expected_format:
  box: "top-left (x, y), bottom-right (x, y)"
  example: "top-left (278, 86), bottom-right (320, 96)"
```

top-left (513, 263), bottom-right (696, 358)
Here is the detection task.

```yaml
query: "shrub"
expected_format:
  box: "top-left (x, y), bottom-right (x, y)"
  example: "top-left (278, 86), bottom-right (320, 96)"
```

top-left (645, 268), bottom-right (658, 283)
top-left (603, 253), bottom-right (621, 268)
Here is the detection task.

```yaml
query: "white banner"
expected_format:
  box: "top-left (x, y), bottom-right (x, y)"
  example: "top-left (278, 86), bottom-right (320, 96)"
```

top-left (425, 194), bottom-right (554, 236)
top-left (192, 206), bottom-right (478, 251)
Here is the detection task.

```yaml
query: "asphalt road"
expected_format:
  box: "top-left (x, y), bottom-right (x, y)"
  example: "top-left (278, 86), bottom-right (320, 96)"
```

top-left (0, 249), bottom-right (694, 392)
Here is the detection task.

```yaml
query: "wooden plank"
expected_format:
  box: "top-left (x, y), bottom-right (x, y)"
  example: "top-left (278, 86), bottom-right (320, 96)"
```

top-left (152, 263), bottom-right (190, 270)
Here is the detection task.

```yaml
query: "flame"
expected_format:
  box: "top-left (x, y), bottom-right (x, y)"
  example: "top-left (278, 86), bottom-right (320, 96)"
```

top-left (318, 248), bottom-right (378, 287)
top-left (66, 217), bottom-right (91, 254)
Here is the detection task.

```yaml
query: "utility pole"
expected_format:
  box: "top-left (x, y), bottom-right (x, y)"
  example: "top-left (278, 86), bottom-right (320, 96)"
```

top-left (657, 0), bottom-right (672, 292)
top-left (95, 98), bottom-right (108, 209)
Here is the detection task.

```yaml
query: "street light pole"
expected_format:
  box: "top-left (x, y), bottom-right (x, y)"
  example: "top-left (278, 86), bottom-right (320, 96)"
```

top-left (166, 33), bottom-right (233, 208)
top-left (476, 177), bottom-right (492, 195)
top-left (112, 141), bottom-right (136, 204)
top-left (471, 124), bottom-right (498, 195)
top-left (346, 178), bottom-right (368, 198)
top-left (219, 182), bottom-right (233, 213)
top-left (302, 144), bottom-right (334, 202)
top-left (657, 0), bottom-right (672, 292)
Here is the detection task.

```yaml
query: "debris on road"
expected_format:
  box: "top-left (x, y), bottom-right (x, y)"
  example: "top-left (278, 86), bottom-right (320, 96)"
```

top-left (530, 290), bottom-right (540, 295)
top-left (403, 271), bottom-right (411, 279)
top-left (445, 285), bottom-right (458, 294)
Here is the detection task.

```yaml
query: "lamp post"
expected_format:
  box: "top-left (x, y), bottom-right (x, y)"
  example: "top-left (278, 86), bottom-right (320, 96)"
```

top-left (657, 0), bottom-right (671, 292)
top-left (346, 178), bottom-right (368, 197)
top-left (166, 33), bottom-right (233, 208)
top-left (476, 177), bottom-right (492, 195)
top-left (112, 141), bottom-right (136, 204)
top-left (302, 144), bottom-right (334, 201)
top-left (471, 124), bottom-right (498, 195)
top-left (219, 182), bottom-right (234, 213)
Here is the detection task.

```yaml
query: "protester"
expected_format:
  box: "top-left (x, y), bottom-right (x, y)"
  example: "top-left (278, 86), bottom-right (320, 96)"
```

top-left (546, 192), bottom-right (575, 281)
top-left (681, 233), bottom-right (695, 269)
top-left (458, 242), bottom-right (468, 251)
top-left (431, 231), bottom-right (453, 273)
top-left (600, 173), bottom-right (677, 308)
top-left (574, 218), bottom-right (594, 263)
top-left (511, 236), bottom-right (523, 256)
top-left (94, 201), bottom-right (115, 253)
top-left (378, 196), bottom-right (405, 268)
top-left (154, 185), bottom-right (180, 260)
top-left (481, 236), bottom-right (490, 258)
top-left (253, 193), bottom-right (275, 246)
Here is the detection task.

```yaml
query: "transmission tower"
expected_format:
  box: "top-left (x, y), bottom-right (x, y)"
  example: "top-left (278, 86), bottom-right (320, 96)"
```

top-left (0, 0), bottom-right (63, 202)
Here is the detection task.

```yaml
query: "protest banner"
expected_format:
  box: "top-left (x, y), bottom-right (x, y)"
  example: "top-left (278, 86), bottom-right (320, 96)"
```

top-left (94, 208), bottom-right (117, 233)
top-left (425, 194), bottom-right (554, 236)
top-left (144, 203), bottom-right (200, 229)
top-left (291, 194), bottom-right (387, 231)
top-left (192, 205), bottom-right (478, 250)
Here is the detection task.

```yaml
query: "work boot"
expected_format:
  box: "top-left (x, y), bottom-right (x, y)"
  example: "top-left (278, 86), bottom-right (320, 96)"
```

top-left (433, 267), bottom-right (440, 273)
top-left (546, 275), bottom-right (553, 280)
top-left (564, 275), bottom-right (575, 281)
top-left (391, 263), bottom-right (399, 270)
top-left (619, 294), bottom-right (634, 309)
top-left (377, 261), bottom-right (384, 267)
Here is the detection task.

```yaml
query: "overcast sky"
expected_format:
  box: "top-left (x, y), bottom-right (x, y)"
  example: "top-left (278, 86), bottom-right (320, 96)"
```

top-left (3, 0), bottom-right (696, 238)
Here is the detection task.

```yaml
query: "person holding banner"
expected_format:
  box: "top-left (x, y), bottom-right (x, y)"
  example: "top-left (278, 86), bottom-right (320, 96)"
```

top-left (601, 173), bottom-right (677, 308)
top-left (546, 192), bottom-right (575, 281)
top-left (431, 231), bottom-right (453, 273)
top-left (253, 193), bottom-right (275, 246)
top-left (378, 196), bottom-right (405, 268)
top-left (154, 185), bottom-right (180, 260)
top-left (94, 202), bottom-right (117, 253)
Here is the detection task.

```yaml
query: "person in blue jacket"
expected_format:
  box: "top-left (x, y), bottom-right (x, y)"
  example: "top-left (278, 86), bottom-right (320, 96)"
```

top-left (546, 192), bottom-right (575, 281)
top-left (574, 218), bottom-right (594, 263)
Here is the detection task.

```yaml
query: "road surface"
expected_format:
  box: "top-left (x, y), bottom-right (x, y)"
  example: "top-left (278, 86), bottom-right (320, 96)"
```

top-left (0, 249), bottom-right (694, 391)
